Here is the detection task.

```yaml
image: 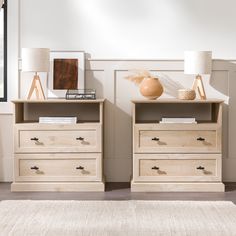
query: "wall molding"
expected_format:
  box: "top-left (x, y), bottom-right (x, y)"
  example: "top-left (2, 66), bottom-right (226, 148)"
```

top-left (85, 59), bottom-right (236, 181)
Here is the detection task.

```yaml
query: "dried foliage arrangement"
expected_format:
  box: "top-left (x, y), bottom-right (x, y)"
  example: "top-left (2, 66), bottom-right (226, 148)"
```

top-left (125, 70), bottom-right (156, 85)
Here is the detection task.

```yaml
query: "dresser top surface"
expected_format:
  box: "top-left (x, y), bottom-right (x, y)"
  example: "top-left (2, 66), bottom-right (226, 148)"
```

top-left (12, 99), bottom-right (105, 104)
top-left (131, 98), bottom-right (224, 104)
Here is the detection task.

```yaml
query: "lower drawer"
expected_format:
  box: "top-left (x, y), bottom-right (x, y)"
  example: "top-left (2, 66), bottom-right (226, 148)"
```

top-left (14, 153), bottom-right (102, 182)
top-left (133, 154), bottom-right (221, 182)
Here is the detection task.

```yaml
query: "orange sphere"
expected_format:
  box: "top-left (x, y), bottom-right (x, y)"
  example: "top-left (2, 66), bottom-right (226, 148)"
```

top-left (139, 78), bottom-right (163, 100)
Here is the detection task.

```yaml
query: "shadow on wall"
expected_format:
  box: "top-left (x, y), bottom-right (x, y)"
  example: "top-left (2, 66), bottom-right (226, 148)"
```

top-left (0, 115), bottom-right (14, 182)
top-left (210, 60), bottom-right (236, 164)
top-left (209, 60), bottom-right (233, 97)
top-left (153, 72), bottom-right (185, 97)
top-left (104, 100), bottom-right (133, 181)
top-left (86, 71), bottom-right (104, 98)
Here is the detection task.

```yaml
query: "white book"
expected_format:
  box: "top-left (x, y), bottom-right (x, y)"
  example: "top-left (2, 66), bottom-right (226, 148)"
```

top-left (160, 117), bottom-right (197, 124)
top-left (39, 117), bottom-right (77, 124)
top-left (160, 121), bottom-right (197, 124)
top-left (39, 117), bottom-right (77, 120)
top-left (161, 118), bottom-right (196, 122)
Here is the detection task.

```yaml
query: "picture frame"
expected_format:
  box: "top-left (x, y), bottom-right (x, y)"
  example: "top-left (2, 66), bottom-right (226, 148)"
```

top-left (47, 50), bottom-right (85, 98)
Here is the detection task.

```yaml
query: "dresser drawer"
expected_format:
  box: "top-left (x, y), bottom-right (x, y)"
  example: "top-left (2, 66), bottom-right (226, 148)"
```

top-left (134, 125), bottom-right (221, 153)
top-left (133, 154), bottom-right (221, 182)
top-left (14, 153), bottom-right (102, 182)
top-left (15, 124), bottom-right (101, 153)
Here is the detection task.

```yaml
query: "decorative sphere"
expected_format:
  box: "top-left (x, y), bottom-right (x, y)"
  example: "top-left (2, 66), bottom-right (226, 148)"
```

top-left (139, 77), bottom-right (163, 100)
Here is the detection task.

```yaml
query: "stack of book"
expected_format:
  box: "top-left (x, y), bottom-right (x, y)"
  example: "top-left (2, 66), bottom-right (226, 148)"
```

top-left (39, 117), bottom-right (77, 124)
top-left (160, 118), bottom-right (197, 124)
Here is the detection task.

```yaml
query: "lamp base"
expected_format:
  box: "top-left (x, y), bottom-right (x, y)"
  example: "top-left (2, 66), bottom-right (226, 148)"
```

top-left (27, 74), bottom-right (45, 100)
top-left (192, 75), bottom-right (206, 100)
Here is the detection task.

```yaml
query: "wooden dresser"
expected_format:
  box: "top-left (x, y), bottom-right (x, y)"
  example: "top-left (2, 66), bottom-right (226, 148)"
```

top-left (131, 99), bottom-right (225, 192)
top-left (11, 99), bottom-right (105, 192)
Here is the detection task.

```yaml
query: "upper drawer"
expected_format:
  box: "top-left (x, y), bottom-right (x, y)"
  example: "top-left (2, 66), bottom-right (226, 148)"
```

top-left (15, 124), bottom-right (102, 153)
top-left (134, 124), bottom-right (221, 153)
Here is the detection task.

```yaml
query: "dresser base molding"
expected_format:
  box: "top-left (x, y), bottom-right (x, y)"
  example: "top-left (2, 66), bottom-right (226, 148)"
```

top-left (131, 181), bottom-right (225, 192)
top-left (11, 182), bottom-right (105, 192)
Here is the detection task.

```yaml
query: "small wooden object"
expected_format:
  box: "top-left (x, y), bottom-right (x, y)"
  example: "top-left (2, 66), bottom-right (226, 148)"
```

top-left (192, 75), bottom-right (206, 100)
top-left (178, 89), bottom-right (196, 100)
top-left (27, 73), bottom-right (45, 100)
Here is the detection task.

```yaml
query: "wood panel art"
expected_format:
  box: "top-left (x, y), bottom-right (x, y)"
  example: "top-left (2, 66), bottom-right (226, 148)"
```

top-left (53, 59), bottom-right (78, 90)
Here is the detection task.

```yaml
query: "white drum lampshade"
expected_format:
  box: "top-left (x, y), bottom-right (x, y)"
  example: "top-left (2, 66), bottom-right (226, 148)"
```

top-left (184, 51), bottom-right (212, 75)
top-left (22, 48), bottom-right (50, 72)
top-left (21, 48), bottom-right (50, 100)
top-left (184, 51), bottom-right (212, 100)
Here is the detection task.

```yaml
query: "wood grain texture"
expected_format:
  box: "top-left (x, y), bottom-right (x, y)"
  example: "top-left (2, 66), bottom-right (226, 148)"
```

top-left (136, 129), bottom-right (220, 153)
top-left (131, 182), bottom-right (225, 192)
top-left (15, 124), bottom-right (102, 153)
top-left (15, 153), bottom-right (102, 182)
top-left (131, 99), bottom-right (224, 104)
top-left (139, 159), bottom-right (217, 178)
top-left (132, 100), bottom-right (224, 192)
top-left (53, 59), bottom-right (78, 89)
top-left (134, 124), bottom-right (221, 153)
top-left (12, 100), bottom-right (105, 192)
top-left (12, 99), bottom-right (105, 103)
top-left (11, 182), bottom-right (105, 192)
top-left (133, 153), bottom-right (222, 182)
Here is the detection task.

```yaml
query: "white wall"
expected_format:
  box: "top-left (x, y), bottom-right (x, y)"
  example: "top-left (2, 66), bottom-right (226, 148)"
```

top-left (20, 0), bottom-right (236, 59)
top-left (1, 0), bottom-right (236, 182)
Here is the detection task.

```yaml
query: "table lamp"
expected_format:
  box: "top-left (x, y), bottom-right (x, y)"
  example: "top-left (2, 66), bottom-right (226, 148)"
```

top-left (184, 51), bottom-right (212, 100)
top-left (22, 48), bottom-right (50, 100)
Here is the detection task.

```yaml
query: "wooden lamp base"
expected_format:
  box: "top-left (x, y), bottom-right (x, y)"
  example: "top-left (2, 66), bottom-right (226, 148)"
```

top-left (192, 75), bottom-right (206, 100)
top-left (27, 73), bottom-right (45, 100)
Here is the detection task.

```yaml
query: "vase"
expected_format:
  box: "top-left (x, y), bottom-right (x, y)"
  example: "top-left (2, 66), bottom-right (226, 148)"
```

top-left (139, 77), bottom-right (163, 100)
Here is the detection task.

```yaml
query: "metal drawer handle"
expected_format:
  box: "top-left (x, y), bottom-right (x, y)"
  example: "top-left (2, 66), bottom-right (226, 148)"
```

top-left (197, 137), bottom-right (205, 141)
top-left (76, 137), bottom-right (84, 141)
top-left (76, 166), bottom-right (84, 170)
top-left (151, 166), bottom-right (159, 170)
top-left (152, 137), bottom-right (160, 141)
top-left (30, 166), bottom-right (39, 170)
top-left (196, 166), bottom-right (205, 170)
top-left (30, 137), bottom-right (39, 141)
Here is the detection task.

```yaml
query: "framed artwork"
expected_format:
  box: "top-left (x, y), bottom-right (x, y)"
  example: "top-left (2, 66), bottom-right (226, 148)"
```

top-left (48, 51), bottom-right (85, 98)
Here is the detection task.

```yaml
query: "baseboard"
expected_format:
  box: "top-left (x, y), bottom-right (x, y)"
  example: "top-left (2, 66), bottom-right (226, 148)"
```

top-left (11, 182), bottom-right (105, 192)
top-left (131, 181), bottom-right (225, 192)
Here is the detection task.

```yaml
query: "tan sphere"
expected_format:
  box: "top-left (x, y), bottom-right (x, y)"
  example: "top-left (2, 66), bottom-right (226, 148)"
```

top-left (139, 77), bottom-right (163, 100)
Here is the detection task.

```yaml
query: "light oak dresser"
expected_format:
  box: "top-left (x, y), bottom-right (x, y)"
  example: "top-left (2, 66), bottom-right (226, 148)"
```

top-left (11, 99), bottom-right (105, 192)
top-left (131, 99), bottom-right (225, 192)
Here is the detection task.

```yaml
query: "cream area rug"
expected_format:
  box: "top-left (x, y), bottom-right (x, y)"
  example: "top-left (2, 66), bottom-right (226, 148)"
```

top-left (0, 201), bottom-right (236, 236)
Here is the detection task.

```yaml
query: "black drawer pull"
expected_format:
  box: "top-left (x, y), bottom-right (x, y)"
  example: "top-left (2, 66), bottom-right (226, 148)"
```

top-left (76, 166), bottom-right (84, 170)
top-left (196, 166), bottom-right (205, 170)
top-left (30, 166), bottom-right (39, 170)
top-left (76, 137), bottom-right (84, 141)
top-left (151, 166), bottom-right (159, 170)
top-left (30, 137), bottom-right (39, 141)
top-left (197, 137), bottom-right (205, 141)
top-left (152, 137), bottom-right (160, 141)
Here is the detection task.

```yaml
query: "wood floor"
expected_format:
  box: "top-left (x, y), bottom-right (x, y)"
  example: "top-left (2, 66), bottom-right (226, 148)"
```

top-left (1, 182), bottom-right (236, 203)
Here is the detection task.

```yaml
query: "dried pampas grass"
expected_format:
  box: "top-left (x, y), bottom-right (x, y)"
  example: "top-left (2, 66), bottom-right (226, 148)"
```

top-left (125, 70), bottom-right (154, 85)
